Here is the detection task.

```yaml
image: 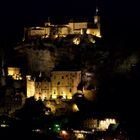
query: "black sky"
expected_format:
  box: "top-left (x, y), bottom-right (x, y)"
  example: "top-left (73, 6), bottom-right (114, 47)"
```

top-left (0, 0), bottom-right (140, 46)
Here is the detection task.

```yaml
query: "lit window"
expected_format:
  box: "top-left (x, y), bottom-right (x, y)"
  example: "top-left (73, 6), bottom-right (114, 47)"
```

top-left (52, 94), bottom-right (57, 99)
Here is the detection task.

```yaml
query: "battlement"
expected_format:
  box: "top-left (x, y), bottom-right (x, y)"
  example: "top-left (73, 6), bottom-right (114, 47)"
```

top-left (23, 15), bottom-right (101, 40)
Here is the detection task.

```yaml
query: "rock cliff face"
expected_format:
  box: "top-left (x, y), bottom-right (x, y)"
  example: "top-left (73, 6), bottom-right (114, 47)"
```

top-left (15, 35), bottom-right (100, 77)
top-left (25, 46), bottom-right (78, 76)
top-left (26, 48), bottom-right (56, 76)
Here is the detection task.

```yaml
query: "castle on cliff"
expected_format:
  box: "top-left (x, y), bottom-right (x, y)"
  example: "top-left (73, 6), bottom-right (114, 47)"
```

top-left (23, 7), bottom-right (101, 40)
top-left (4, 8), bottom-right (101, 101)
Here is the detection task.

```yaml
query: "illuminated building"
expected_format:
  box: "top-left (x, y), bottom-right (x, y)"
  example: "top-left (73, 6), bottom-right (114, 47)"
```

top-left (51, 71), bottom-right (81, 100)
top-left (26, 71), bottom-right (81, 100)
top-left (26, 75), bottom-right (35, 98)
top-left (98, 118), bottom-right (117, 131)
top-left (7, 67), bottom-right (22, 80)
top-left (23, 7), bottom-right (101, 40)
top-left (83, 118), bottom-right (98, 130)
top-left (34, 76), bottom-right (51, 100)
top-left (83, 118), bottom-right (117, 131)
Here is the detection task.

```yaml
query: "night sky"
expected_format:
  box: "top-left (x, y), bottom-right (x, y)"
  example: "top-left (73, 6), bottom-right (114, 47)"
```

top-left (0, 0), bottom-right (140, 46)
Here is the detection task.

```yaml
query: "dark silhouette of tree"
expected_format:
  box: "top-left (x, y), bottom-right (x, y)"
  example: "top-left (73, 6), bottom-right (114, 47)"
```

top-left (15, 97), bottom-right (48, 119)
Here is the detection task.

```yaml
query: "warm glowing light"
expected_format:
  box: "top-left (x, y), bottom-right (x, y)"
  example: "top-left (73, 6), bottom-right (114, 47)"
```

top-left (0, 124), bottom-right (9, 127)
top-left (34, 93), bottom-right (39, 100)
top-left (26, 71), bottom-right (81, 101)
top-left (73, 37), bottom-right (80, 45)
top-left (62, 93), bottom-right (66, 99)
top-left (52, 94), bottom-right (57, 99)
top-left (8, 67), bottom-right (22, 80)
top-left (75, 133), bottom-right (84, 139)
top-left (99, 118), bottom-right (116, 131)
top-left (36, 27), bottom-right (40, 29)
top-left (27, 80), bottom-right (35, 98)
top-left (94, 17), bottom-right (98, 24)
top-left (41, 94), bottom-right (46, 101)
top-left (61, 130), bottom-right (67, 135)
top-left (26, 75), bottom-right (31, 80)
top-left (81, 29), bottom-right (84, 34)
top-left (67, 95), bottom-right (72, 99)
top-left (63, 35), bottom-right (66, 37)
top-left (25, 14), bottom-right (101, 39)
top-left (54, 35), bottom-right (58, 38)
top-left (89, 38), bottom-right (96, 43)
top-left (86, 29), bottom-right (90, 34)
top-left (45, 35), bottom-right (49, 38)
top-left (96, 34), bottom-right (102, 38)
top-left (72, 104), bottom-right (79, 112)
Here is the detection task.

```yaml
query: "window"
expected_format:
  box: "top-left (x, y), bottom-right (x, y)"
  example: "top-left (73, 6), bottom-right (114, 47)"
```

top-left (57, 81), bottom-right (60, 85)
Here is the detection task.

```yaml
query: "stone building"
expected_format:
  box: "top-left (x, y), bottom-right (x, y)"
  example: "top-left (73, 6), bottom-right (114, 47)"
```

top-left (26, 70), bottom-right (81, 100)
top-left (50, 70), bottom-right (81, 100)
top-left (23, 7), bottom-right (101, 40)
